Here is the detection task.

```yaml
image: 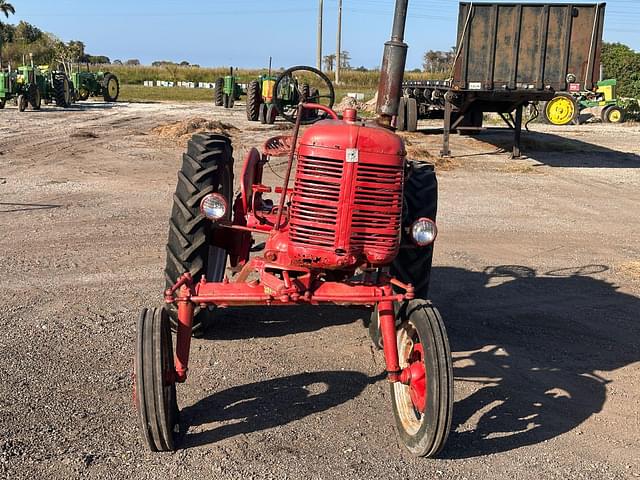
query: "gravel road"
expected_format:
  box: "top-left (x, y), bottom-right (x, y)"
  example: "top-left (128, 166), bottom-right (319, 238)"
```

top-left (0, 100), bottom-right (638, 479)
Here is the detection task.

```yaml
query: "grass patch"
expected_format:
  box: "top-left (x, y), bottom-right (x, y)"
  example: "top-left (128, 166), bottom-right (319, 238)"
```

top-left (119, 85), bottom-right (215, 103)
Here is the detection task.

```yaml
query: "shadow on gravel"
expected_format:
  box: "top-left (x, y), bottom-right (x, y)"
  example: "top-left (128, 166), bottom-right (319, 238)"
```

top-left (202, 305), bottom-right (368, 340)
top-left (431, 264), bottom-right (639, 459)
top-left (179, 371), bottom-right (385, 448)
top-left (0, 202), bottom-right (62, 213)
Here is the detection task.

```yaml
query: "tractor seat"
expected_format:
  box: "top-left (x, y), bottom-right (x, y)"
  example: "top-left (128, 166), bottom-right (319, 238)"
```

top-left (262, 136), bottom-right (294, 157)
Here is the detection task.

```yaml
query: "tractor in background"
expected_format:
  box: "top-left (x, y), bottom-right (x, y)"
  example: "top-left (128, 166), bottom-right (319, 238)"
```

top-left (0, 64), bottom-right (71, 111)
top-left (543, 78), bottom-right (627, 126)
top-left (136, 0), bottom-right (452, 459)
top-left (39, 65), bottom-right (73, 108)
top-left (70, 68), bottom-right (120, 102)
top-left (247, 65), bottom-right (335, 125)
top-left (214, 67), bottom-right (243, 108)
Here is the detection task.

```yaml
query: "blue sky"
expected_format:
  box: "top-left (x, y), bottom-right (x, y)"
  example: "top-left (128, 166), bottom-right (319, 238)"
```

top-left (7, 0), bottom-right (640, 69)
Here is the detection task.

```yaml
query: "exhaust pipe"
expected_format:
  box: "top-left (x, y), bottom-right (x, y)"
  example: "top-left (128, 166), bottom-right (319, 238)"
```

top-left (376, 0), bottom-right (409, 127)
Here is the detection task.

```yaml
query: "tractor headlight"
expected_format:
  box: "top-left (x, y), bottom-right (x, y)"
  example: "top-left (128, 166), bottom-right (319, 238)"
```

top-left (410, 218), bottom-right (438, 246)
top-left (200, 193), bottom-right (227, 221)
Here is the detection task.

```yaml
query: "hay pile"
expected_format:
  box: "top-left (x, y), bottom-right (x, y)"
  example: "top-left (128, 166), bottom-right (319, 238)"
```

top-left (151, 118), bottom-right (238, 143)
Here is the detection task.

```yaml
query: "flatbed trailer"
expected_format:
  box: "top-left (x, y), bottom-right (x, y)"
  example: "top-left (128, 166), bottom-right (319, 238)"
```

top-left (399, 2), bottom-right (607, 157)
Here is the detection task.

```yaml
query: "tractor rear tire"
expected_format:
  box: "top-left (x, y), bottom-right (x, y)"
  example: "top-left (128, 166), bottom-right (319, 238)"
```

top-left (102, 73), bottom-right (120, 102)
top-left (392, 161), bottom-right (438, 299)
top-left (53, 74), bottom-right (72, 108)
top-left (165, 133), bottom-right (234, 335)
top-left (246, 80), bottom-right (261, 121)
top-left (18, 94), bottom-right (27, 112)
top-left (214, 78), bottom-right (224, 106)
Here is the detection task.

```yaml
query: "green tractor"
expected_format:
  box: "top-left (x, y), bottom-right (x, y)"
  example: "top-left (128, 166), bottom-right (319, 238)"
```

top-left (543, 79), bottom-right (627, 126)
top-left (70, 69), bottom-right (120, 102)
top-left (0, 65), bottom-right (45, 111)
top-left (39, 65), bottom-right (73, 108)
top-left (214, 67), bottom-right (243, 108)
top-left (247, 65), bottom-right (335, 125)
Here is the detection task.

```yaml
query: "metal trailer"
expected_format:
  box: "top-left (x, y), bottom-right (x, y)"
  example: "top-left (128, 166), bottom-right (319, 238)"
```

top-left (400, 2), bottom-right (607, 157)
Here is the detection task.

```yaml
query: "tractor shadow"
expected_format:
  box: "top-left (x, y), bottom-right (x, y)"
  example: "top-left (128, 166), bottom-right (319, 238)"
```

top-left (179, 370), bottom-right (384, 448)
top-left (430, 264), bottom-right (640, 459)
top-left (203, 304), bottom-right (368, 340)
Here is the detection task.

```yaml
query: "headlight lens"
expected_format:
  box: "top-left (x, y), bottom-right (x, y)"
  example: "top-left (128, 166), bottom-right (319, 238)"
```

top-left (410, 218), bottom-right (438, 246)
top-left (200, 193), bottom-right (227, 221)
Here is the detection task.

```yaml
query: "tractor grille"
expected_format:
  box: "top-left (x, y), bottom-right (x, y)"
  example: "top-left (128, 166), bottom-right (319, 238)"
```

top-left (289, 153), bottom-right (403, 266)
top-left (289, 155), bottom-right (342, 248)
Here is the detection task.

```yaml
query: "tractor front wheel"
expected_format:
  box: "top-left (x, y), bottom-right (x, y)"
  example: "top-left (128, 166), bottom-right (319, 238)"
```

top-left (30, 88), bottom-right (42, 110)
top-left (602, 105), bottom-right (625, 124)
top-left (103, 73), bottom-right (120, 102)
top-left (390, 300), bottom-right (453, 457)
top-left (259, 103), bottom-right (267, 124)
top-left (165, 133), bottom-right (234, 335)
top-left (246, 80), bottom-right (261, 121)
top-left (135, 307), bottom-right (179, 452)
top-left (266, 104), bottom-right (277, 124)
top-left (0, 98), bottom-right (5, 109)
top-left (17, 94), bottom-right (28, 112)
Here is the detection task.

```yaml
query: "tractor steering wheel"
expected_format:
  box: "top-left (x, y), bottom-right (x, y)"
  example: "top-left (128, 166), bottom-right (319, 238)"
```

top-left (273, 65), bottom-right (335, 125)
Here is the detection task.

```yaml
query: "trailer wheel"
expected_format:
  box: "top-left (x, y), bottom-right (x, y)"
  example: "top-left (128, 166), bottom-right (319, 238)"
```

top-left (390, 300), bottom-right (453, 458)
top-left (543, 93), bottom-right (577, 126)
top-left (18, 94), bottom-right (27, 112)
top-left (602, 105), bottom-right (625, 124)
top-left (246, 80), bottom-right (262, 121)
top-left (102, 73), bottom-right (120, 102)
top-left (266, 104), bottom-right (277, 124)
top-left (165, 134), bottom-right (233, 335)
top-left (396, 97), bottom-right (407, 131)
top-left (135, 307), bottom-right (179, 452)
top-left (214, 78), bottom-right (224, 106)
top-left (53, 74), bottom-right (72, 108)
top-left (406, 98), bottom-right (418, 132)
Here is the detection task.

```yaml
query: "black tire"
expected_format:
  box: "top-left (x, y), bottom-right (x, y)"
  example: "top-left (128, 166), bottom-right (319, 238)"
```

top-left (266, 104), bottom-right (277, 124)
top-left (227, 92), bottom-right (235, 109)
top-left (165, 133), bottom-right (234, 335)
top-left (391, 161), bottom-right (437, 299)
top-left (214, 78), bottom-right (224, 106)
top-left (390, 300), bottom-right (453, 457)
top-left (246, 80), bottom-right (262, 121)
top-left (135, 307), bottom-right (179, 452)
top-left (102, 73), bottom-right (120, 102)
top-left (77, 88), bottom-right (90, 101)
top-left (30, 87), bottom-right (42, 110)
top-left (396, 97), bottom-right (407, 131)
top-left (259, 103), bottom-right (267, 124)
top-left (222, 93), bottom-right (229, 109)
top-left (18, 94), bottom-right (27, 112)
top-left (406, 97), bottom-right (418, 132)
top-left (53, 74), bottom-right (72, 108)
top-left (0, 98), bottom-right (5, 109)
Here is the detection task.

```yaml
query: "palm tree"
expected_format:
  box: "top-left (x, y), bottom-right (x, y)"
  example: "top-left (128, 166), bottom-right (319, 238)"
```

top-left (0, 0), bottom-right (15, 18)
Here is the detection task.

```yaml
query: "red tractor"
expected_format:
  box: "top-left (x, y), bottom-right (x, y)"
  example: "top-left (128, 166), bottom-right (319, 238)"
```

top-left (135, 0), bottom-right (452, 458)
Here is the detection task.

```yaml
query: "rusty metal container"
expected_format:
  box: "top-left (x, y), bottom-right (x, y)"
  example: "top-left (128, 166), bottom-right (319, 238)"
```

top-left (453, 2), bottom-right (606, 93)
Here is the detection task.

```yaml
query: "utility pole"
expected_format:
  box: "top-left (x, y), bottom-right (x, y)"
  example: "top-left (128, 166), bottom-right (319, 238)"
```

top-left (336, 0), bottom-right (342, 84)
top-left (317, 0), bottom-right (323, 71)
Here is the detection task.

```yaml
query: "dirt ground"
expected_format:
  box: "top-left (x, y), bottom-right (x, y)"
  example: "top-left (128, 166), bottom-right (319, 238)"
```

top-left (0, 100), bottom-right (639, 480)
